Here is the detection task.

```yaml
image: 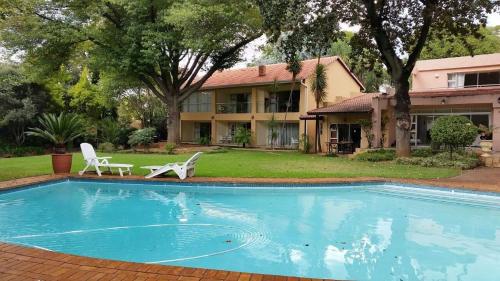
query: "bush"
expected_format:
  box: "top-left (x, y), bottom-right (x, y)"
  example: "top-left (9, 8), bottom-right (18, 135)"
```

top-left (234, 126), bottom-right (251, 148)
top-left (430, 116), bottom-right (478, 159)
top-left (117, 127), bottom-right (136, 148)
top-left (198, 136), bottom-right (210, 146)
top-left (0, 145), bottom-right (45, 157)
top-left (300, 134), bottom-right (311, 153)
top-left (396, 152), bottom-right (480, 169)
top-left (99, 118), bottom-right (121, 145)
top-left (98, 142), bottom-right (115, 152)
top-left (164, 143), bottom-right (176, 154)
top-left (411, 147), bottom-right (434, 157)
top-left (354, 149), bottom-right (396, 162)
top-left (128, 127), bottom-right (156, 151)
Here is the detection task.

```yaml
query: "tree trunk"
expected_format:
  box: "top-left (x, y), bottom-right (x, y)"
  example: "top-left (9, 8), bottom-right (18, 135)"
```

top-left (166, 99), bottom-right (180, 144)
top-left (394, 79), bottom-right (411, 157)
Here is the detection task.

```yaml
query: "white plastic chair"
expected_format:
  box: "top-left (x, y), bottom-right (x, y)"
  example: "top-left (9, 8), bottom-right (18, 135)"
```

top-left (141, 152), bottom-right (203, 180)
top-left (79, 143), bottom-right (133, 177)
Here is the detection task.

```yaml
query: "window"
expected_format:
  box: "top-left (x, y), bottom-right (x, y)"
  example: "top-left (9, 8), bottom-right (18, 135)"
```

top-left (181, 91), bottom-right (212, 112)
top-left (449, 71), bottom-right (500, 88)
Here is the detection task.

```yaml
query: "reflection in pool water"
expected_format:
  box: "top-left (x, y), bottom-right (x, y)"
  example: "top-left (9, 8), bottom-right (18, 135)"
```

top-left (0, 180), bottom-right (499, 281)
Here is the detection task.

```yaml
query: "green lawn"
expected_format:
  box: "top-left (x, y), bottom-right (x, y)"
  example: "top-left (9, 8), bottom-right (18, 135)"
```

top-left (0, 150), bottom-right (461, 181)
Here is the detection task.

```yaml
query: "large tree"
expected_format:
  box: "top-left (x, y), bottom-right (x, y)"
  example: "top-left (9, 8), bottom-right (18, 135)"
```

top-left (0, 0), bottom-right (262, 143)
top-left (258, 0), bottom-right (497, 156)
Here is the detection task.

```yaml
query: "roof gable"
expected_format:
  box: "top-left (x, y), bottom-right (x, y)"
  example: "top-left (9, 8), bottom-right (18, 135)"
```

top-left (200, 56), bottom-right (365, 90)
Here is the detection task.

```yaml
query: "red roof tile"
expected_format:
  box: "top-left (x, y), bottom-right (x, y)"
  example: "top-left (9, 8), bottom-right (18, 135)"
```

top-left (200, 56), bottom-right (365, 90)
top-left (410, 86), bottom-right (500, 97)
top-left (307, 93), bottom-right (379, 114)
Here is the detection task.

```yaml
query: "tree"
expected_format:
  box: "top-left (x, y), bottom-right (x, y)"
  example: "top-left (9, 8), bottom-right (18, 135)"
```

top-left (310, 63), bottom-right (328, 152)
top-left (421, 26), bottom-right (500, 59)
top-left (430, 116), bottom-right (478, 159)
top-left (0, 64), bottom-right (52, 145)
top-left (258, 0), bottom-right (497, 157)
top-left (0, 0), bottom-right (263, 144)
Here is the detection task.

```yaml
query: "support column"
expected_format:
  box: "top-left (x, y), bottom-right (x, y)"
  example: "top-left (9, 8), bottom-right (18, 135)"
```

top-left (371, 97), bottom-right (382, 148)
top-left (493, 106), bottom-right (500, 152)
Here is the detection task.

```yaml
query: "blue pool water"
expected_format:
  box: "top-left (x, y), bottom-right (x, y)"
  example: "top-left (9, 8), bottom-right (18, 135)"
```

top-left (1, 180), bottom-right (500, 280)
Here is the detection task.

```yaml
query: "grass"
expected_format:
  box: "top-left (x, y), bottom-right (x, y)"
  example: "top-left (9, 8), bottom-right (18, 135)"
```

top-left (0, 150), bottom-right (461, 182)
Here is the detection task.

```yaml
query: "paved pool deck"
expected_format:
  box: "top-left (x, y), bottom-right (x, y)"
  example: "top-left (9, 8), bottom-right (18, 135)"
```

top-left (0, 169), bottom-right (499, 280)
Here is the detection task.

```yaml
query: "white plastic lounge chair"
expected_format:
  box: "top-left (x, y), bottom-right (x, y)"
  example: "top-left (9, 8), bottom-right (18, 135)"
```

top-left (141, 152), bottom-right (203, 180)
top-left (79, 143), bottom-right (133, 177)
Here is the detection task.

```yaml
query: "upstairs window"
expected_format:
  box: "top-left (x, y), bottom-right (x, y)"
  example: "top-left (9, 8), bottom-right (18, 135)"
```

top-left (181, 91), bottom-right (212, 112)
top-left (448, 71), bottom-right (500, 88)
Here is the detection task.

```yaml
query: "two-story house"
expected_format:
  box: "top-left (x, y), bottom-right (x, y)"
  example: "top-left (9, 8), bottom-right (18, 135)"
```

top-left (179, 57), bottom-right (365, 148)
top-left (306, 53), bottom-right (500, 153)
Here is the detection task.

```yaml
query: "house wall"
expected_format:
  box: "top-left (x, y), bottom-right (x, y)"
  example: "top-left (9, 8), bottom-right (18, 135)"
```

top-left (321, 113), bottom-right (371, 152)
top-left (180, 60), bottom-right (363, 149)
top-left (412, 65), bottom-right (500, 91)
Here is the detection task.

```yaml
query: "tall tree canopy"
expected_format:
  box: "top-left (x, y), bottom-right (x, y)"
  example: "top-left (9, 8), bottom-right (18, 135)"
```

top-left (258, 0), bottom-right (498, 156)
top-left (0, 0), bottom-right (263, 143)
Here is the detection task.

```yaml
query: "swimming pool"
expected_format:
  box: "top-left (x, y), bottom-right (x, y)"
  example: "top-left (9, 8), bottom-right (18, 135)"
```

top-left (1, 179), bottom-right (499, 280)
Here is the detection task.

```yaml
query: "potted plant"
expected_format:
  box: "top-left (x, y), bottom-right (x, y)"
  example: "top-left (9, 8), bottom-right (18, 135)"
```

top-left (27, 113), bottom-right (84, 174)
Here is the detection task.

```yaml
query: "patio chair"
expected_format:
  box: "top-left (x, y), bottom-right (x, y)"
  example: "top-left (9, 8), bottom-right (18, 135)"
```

top-left (141, 152), bottom-right (203, 180)
top-left (79, 143), bottom-right (133, 177)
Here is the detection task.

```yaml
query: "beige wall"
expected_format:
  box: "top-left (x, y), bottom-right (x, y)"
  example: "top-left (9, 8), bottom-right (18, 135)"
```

top-left (412, 65), bottom-right (500, 91)
top-left (180, 60), bottom-right (363, 149)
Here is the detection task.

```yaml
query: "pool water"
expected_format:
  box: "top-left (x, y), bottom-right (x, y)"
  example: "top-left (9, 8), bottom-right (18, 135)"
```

top-left (1, 180), bottom-right (500, 281)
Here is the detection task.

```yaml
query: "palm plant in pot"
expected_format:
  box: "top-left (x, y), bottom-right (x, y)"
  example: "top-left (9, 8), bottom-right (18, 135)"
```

top-left (27, 113), bottom-right (84, 174)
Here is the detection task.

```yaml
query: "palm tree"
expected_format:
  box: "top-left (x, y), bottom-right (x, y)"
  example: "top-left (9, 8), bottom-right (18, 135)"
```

top-left (27, 113), bottom-right (84, 153)
top-left (281, 56), bottom-right (303, 147)
top-left (310, 62), bottom-right (328, 153)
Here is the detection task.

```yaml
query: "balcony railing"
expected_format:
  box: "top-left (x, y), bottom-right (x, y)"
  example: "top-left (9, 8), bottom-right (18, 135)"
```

top-left (181, 103), bottom-right (211, 113)
top-left (216, 102), bottom-right (251, 114)
top-left (256, 101), bottom-right (300, 113)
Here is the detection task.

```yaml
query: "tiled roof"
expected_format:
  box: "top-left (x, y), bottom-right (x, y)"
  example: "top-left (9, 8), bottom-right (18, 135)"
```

top-left (410, 86), bottom-right (500, 97)
top-left (308, 93), bottom-right (379, 114)
top-left (413, 53), bottom-right (500, 72)
top-left (200, 56), bottom-right (365, 90)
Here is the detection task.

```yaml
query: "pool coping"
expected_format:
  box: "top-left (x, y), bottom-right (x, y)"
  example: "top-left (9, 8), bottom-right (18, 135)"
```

top-left (0, 173), bottom-right (499, 281)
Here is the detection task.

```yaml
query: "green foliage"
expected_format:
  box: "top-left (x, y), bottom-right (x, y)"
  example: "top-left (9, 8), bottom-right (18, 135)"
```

top-left (198, 137), bottom-right (210, 146)
top-left (117, 127), bottom-right (137, 149)
top-left (26, 113), bottom-right (84, 152)
top-left (99, 118), bottom-right (121, 145)
top-left (164, 143), bottom-right (176, 155)
top-left (354, 149), bottom-right (396, 162)
top-left (430, 116), bottom-right (478, 159)
top-left (300, 134), bottom-right (311, 153)
top-left (97, 142), bottom-right (115, 153)
top-left (0, 145), bottom-right (45, 158)
top-left (234, 127), bottom-right (252, 148)
top-left (411, 148), bottom-right (435, 158)
top-left (358, 119), bottom-right (374, 148)
top-left (128, 128), bottom-right (156, 151)
top-left (0, 63), bottom-right (52, 145)
top-left (421, 27), bottom-right (500, 60)
top-left (310, 63), bottom-right (328, 108)
top-left (397, 152), bottom-right (480, 169)
top-left (268, 114), bottom-right (279, 149)
top-left (68, 67), bottom-right (112, 119)
top-left (117, 89), bottom-right (168, 139)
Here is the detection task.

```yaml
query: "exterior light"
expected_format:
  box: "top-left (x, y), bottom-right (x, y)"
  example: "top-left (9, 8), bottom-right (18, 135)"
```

top-left (441, 99), bottom-right (446, 105)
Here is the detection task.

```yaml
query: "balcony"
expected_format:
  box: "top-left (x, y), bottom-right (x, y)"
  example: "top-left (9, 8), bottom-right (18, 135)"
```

top-left (256, 90), bottom-right (300, 113)
top-left (216, 102), bottom-right (252, 114)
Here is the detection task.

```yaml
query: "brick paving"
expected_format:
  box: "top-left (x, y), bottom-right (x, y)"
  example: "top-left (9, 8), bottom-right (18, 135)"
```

top-left (1, 169), bottom-right (499, 281)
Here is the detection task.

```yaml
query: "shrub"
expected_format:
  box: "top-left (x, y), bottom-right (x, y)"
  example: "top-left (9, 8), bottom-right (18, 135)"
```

top-left (198, 136), bottom-right (210, 146)
top-left (396, 152), bottom-right (480, 169)
top-left (354, 149), bottom-right (396, 162)
top-left (430, 116), bottom-right (478, 159)
top-left (234, 126), bottom-right (251, 148)
top-left (99, 118), bottom-right (121, 145)
top-left (164, 142), bottom-right (176, 154)
top-left (117, 127), bottom-right (136, 148)
top-left (0, 145), bottom-right (45, 157)
top-left (98, 142), bottom-right (115, 152)
top-left (128, 127), bottom-right (156, 151)
top-left (411, 147), bottom-right (434, 157)
top-left (300, 134), bottom-right (311, 153)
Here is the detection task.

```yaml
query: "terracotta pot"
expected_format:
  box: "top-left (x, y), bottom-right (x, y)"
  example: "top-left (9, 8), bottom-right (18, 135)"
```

top-left (52, 153), bottom-right (73, 174)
